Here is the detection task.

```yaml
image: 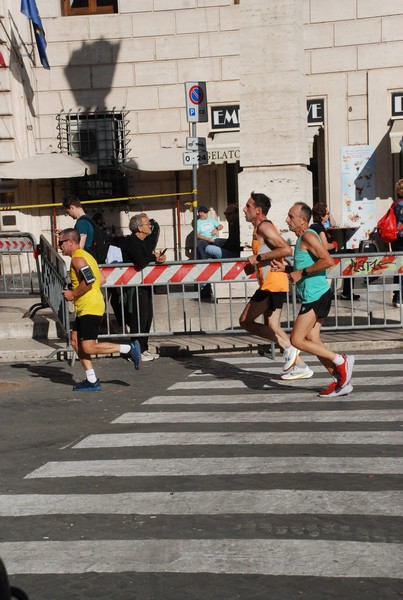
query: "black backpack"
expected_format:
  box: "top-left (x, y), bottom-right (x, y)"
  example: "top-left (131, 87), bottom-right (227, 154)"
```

top-left (80, 215), bottom-right (109, 264)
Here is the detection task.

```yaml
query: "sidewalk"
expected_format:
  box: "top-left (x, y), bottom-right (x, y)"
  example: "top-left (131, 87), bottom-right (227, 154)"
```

top-left (0, 296), bottom-right (402, 363)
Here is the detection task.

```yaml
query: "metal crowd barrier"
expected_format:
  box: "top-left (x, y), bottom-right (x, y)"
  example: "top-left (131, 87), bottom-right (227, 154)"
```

top-left (5, 242), bottom-right (399, 360)
top-left (38, 235), bottom-right (70, 347)
top-left (98, 251), bottom-right (403, 341)
top-left (0, 232), bottom-right (43, 299)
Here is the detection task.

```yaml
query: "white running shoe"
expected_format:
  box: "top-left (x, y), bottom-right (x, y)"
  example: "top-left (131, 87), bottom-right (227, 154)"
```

top-left (318, 383), bottom-right (353, 398)
top-left (141, 351), bottom-right (156, 362)
top-left (280, 364), bottom-right (313, 380)
top-left (282, 345), bottom-right (300, 371)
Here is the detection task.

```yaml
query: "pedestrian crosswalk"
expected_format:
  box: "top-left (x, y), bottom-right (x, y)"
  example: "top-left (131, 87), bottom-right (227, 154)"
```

top-left (1, 351), bottom-right (403, 597)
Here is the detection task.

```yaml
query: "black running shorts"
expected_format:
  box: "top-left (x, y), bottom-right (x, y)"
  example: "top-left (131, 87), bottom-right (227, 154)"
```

top-left (73, 314), bottom-right (102, 341)
top-left (250, 289), bottom-right (287, 310)
top-left (299, 288), bottom-right (333, 320)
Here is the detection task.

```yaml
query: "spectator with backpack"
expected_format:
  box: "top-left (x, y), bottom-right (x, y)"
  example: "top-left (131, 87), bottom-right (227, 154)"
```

top-left (62, 196), bottom-right (109, 264)
top-left (392, 179), bottom-right (403, 307)
top-left (63, 195), bottom-right (93, 250)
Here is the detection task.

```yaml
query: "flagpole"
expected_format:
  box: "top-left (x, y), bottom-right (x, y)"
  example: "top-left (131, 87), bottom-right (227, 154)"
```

top-left (28, 20), bottom-right (37, 67)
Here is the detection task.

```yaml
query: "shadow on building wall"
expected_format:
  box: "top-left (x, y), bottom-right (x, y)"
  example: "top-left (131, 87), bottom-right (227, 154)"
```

top-left (65, 37), bottom-right (121, 110)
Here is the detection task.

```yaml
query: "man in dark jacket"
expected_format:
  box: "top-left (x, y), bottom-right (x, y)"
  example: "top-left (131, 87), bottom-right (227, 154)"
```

top-left (119, 213), bottom-right (166, 361)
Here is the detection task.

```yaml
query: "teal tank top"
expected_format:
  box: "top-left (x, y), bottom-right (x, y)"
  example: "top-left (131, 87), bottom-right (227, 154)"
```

top-left (294, 228), bottom-right (330, 303)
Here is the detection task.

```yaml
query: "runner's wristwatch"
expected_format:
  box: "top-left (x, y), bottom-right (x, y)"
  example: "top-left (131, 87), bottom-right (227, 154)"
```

top-left (301, 268), bottom-right (309, 278)
top-left (256, 254), bottom-right (262, 262)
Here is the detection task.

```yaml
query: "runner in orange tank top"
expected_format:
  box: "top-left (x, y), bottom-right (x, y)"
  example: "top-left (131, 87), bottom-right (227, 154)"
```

top-left (239, 192), bottom-right (313, 380)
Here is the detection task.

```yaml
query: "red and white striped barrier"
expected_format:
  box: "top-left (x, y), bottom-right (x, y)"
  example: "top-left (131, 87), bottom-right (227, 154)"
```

top-left (0, 236), bottom-right (34, 252)
top-left (100, 253), bottom-right (403, 287)
top-left (101, 260), bottom-right (257, 287)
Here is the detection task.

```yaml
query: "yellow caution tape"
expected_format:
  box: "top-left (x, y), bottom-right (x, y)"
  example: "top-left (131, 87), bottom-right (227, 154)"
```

top-left (0, 190), bottom-right (197, 211)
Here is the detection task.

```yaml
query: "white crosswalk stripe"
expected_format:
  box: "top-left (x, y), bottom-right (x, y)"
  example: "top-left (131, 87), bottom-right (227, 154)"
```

top-left (188, 363), bottom-right (402, 375)
top-left (167, 376), bottom-right (402, 389)
top-left (72, 431), bottom-right (403, 448)
top-left (144, 391), bottom-right (399, 404)
top-left (25, 456), bottom-right (403, 478)
top-left (1, 352), bottom-right (402, 590)
top-left (1, 490), bottom-right (402, 516)
top-left (111, 410), bottom-right (403, 423)
top-left (1, 539), bottom-right (402, 578)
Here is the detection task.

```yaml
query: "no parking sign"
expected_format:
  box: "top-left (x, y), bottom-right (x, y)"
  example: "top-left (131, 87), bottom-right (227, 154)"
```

top-left (185, 81), bottom-right (208, 123)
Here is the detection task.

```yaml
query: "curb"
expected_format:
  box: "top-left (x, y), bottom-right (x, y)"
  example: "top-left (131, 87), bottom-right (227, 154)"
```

top-left (1, 336), bottom-right (402, 363)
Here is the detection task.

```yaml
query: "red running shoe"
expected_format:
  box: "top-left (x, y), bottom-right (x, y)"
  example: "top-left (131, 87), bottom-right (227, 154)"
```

top-left (319, 383), bottom-right (353, 398)
top-left (335, 354), bottom-right (355, 388)
top-left (318, 381), bottom-right (338, 397)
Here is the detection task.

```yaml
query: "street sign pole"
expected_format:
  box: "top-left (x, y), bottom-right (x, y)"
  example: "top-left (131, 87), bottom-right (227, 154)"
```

top-left (191, 123), bottom-right (198, 259)
top-left (184, 82), bottom-right (208, 259)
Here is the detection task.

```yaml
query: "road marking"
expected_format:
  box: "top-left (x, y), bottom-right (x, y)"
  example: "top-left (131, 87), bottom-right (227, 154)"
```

top-left (167, 377), bottom-right (402, 389)
top-left (25, 456), bottom-right (403, 479)
top-left (1, 539), bottom-right (402, 578)
top-left (112, 410), bottom-right (403, 424)
top-left (215, 354), bottom-right (403, 365)
top-left (144, 391), bottom-right (400, 404)
top-left (73, 431), bottom-right (403, 448)
top-left (1, 490), bottom-right (402, 516)
top-left (189, 363), bottom-right (403, 375)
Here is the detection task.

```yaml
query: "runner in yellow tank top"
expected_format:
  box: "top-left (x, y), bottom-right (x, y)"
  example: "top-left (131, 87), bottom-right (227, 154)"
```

top-left (239, 192), bottom-right (313, 380)
top-left (60, 228), bottom-right (142, 392)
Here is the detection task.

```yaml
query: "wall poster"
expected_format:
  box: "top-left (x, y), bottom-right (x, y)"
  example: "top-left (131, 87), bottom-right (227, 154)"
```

top-left (340, 145), bottom-right (376, 249)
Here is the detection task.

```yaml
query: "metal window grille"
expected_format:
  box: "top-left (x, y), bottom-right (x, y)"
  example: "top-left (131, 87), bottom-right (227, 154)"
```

top-left (57, 110), bottom-right (131, 200)
top-left (57, 110), bottom-right (129, 167)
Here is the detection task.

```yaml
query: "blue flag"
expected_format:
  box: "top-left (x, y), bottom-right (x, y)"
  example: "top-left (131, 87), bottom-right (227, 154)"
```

top-left (21, 0), bottom-right (50, 69)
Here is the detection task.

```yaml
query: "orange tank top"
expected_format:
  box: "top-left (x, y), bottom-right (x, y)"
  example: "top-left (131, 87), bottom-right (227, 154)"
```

top-left (252, 236), bottom-right (289, 293)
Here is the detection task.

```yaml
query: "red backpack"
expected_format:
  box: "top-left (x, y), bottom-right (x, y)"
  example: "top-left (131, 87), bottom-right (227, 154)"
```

top-left (377, 201), bottom-right (403, 243)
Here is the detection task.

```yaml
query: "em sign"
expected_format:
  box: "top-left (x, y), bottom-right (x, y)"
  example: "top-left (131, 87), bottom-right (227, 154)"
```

top-left (185, 81), bottom-right (208, 123)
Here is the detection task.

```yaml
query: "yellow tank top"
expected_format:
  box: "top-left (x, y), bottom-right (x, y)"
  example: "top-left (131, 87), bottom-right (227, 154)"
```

top-left (252, 235), bottom-right (289, 293)
top-left (70, 249), bottom-right (105, 317)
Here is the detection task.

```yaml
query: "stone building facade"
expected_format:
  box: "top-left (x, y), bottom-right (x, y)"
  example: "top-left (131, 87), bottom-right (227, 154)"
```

top-left (0, 0), bottom-right (402, 256)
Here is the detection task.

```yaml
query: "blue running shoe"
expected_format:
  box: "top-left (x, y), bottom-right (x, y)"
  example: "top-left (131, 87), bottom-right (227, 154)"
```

top-left (73, 378), bottom-right (101, 392)
top-left (127, 340), bottom-right (142, 370)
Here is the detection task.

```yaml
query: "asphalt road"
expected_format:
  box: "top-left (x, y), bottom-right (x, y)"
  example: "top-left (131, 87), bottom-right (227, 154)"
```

top-left (0, 350), bottom-right (402, 600)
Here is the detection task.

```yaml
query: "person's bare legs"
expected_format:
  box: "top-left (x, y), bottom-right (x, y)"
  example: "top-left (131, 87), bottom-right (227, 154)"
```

top-left (71, 331), bottom-right (128, 373)
top-left (290, 310), bottom-right (336, 376)
top-left (240, 300), bottom-right (305, 367)
top-left (240, 300), bottom-right (289, 348)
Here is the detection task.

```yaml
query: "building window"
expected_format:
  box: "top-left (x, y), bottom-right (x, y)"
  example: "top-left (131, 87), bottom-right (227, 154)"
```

top-left (58, 110), bottom-right (128, 166)
top-left (62, 0), bottom-right (118, 16)
top-left (57, 110), bottom-right (130, 201)
top-left (0, 189), bottom-right (16, 205)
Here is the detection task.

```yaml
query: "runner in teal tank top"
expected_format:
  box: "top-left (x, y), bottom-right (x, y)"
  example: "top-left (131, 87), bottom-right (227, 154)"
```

top-left (271, 202), bottom-right (355, 399)
top-left (294, 228), bottom-right (330, 304)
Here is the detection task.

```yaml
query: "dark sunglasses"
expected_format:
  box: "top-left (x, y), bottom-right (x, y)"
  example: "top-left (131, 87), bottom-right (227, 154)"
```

top-left (58, 239), bottom-right (68, 247)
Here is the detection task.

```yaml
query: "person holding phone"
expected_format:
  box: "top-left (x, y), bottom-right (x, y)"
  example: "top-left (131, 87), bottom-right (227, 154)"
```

top-left (59, 228), bottom-right (141, 392)
top-left (119, 213), bottom-right (166, 361)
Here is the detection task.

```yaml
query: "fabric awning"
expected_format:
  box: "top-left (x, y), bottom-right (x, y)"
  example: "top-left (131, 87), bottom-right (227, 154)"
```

top-left (0, 152), bottom-right (98, 179)
top-left (207, 131), bottom-right (240, 164)
top-left (389, 120), bottom-right (403, 153)
top-left (120, 148), bottom-right (192, 172)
